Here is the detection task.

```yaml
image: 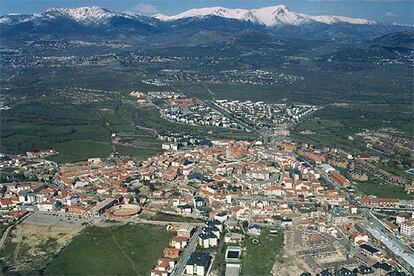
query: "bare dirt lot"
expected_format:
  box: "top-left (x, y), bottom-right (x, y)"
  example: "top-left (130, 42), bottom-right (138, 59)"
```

top-left (0, 222), bottom-right (81, 273)
top-left (272, 230), bottom-right (306, 276)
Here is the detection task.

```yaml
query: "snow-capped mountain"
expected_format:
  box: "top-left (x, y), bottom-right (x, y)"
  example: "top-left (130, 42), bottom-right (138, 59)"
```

top-left (0, 6), bottom-right (157, 26)
top-left (44, 6), bottom-right (117, 25)
top-left (154, 5), bottom-right (375, 26)
top-left (1, 5), bottom-right (409, 42)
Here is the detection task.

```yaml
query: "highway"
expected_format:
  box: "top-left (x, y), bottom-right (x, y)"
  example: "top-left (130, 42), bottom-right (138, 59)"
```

top-left (172, 227), bottom-right (202, 276)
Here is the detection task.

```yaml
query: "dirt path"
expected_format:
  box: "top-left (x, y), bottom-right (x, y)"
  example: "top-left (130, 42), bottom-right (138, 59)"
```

top-left (0, 225), bottom-right (12, 251)
top-left (109, 228), bottom-right (139, 275)
top-left (13, 237), bottom-right (22, 262)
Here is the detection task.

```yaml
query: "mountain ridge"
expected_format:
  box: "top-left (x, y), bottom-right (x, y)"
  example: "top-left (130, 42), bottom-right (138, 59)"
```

top-left (0, 5), bottom-right (376, 27)
top-left (153, 5), bottom-right (375, 26)
top-left (0, 5), bottom-right (411, 42)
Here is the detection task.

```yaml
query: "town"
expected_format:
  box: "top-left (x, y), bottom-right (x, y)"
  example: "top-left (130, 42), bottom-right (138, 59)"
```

top-left (1, 2), bottom-right (413, 275)
top-left (1, 134), bottom-right (413, 275)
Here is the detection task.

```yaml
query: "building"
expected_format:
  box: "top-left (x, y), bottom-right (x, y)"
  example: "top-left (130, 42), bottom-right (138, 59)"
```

top-left (349, 171), bottom-right (368, 182)
top-left (349, 232), bottom-right (369, 246)
top-left (224, 233), bottom-right (243, 244)
top-left (298, 149), bottom-right (325, 164)
top-left (37, 200), bottom-right (60, 212)
top-left (185, 252), bottom-right (212, 276)
top-left (225, 246), bottom-right (242, 262)
top-left (247, 225), bottom-right (261, 236)
top-left (330, 172), bottom-right (350, 187)
top-left (91, 198), bottom-right (117, 216)
top-left (214, 211), bottom-right (228, 223)
top-left (359, 244), bottom-right (383, 260)
top-left (400, 219), bottom-right (414, 236)
top-left (177, 225), bottom-right (195, 238)
top-left (225, 263), bottom-right (241, 276)
top-left (163, 247), bottom-right (180, 259)
top-left (199, 232), bottom-right (218, 248)
top-left (169, 236), bottom-right (188, 250)
top-left (206, 220), bottom-right (223, 232)
top-left (151, 258), bottom-right (175, 276)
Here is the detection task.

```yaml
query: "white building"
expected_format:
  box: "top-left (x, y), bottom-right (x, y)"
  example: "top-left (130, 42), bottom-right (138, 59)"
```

top-left (400, 219), bottom-right (414, 236)
top-left (37, 200), bottom-right (59, 212)
top-left (185, 252), bottom-right (211, 276)
top-left (199, 232), bottom-right (218, 248)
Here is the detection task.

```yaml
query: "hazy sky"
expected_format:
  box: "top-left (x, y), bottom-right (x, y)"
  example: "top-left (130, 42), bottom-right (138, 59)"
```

top-left (1, 0), bottom-right (413, 25)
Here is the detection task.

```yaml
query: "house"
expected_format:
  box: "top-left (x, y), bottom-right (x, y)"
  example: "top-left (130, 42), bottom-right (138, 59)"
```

top-left (224, 233), bottom-right (243, 244)
top-left (281, 218), bottom-right (293, 227)
top-left (0, 199), bottom-right (13, 208)
top-left (169, 236), bottom-right (188, 250)
top-left (202, 225), bottom-right (220, 238)
top-left (163, 247), bottom-right (180, 259)
top-left (206, 220), bottom-right (223, 232)
top-left (350, 232), bottom-right (369, 246)
top-left (177, 204), bottom-right (193, 214)
top-left (153, 258), bottom-right (175, 274)
top-left (194, 196), bottom-right (206, 209)
top-left (247, 225), bottom-right (261, 236)
top-left (177, 225), bottom-right (195, 238)
top-left (150, 270), bottom-right (168, 276)
top-left (214, 211), bottom-right (228, 223)
top-left (199, 232), bottom-right (218, 248)
top-left (185, 252), bottom-right (212, 276)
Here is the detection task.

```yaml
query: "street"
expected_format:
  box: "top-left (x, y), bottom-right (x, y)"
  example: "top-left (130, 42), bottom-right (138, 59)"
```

top-left (172, 227), bottom-right (202, 276)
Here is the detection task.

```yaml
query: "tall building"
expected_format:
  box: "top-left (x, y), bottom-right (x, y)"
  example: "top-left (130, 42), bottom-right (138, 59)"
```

top-left (400, 219), bottom-right (414, 236)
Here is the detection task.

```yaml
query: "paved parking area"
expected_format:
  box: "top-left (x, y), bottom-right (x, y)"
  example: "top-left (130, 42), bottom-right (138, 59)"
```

top-left (24, 211), bottom-right (93, 226)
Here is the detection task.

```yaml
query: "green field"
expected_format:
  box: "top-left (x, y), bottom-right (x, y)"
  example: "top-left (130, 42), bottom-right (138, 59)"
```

top-left (150, 213), bottom-right (204, 223)
top-left (242, 229), bottom-right (284, 276)
top-left (293, 102), bottom-right (413, 153)
top-left (115, 144), bottom-right (162, 160)
top-left (354, 180), bottom-right (413, 200)
top-left (44, 224), bottom-right (173, 276)
top-left (50, 140), bottom-right (112, 163)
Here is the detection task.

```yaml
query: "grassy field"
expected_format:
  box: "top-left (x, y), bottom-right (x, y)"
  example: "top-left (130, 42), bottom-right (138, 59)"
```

top-left (115, 144), bottom-right (163, 161)
top-left (354, 180), bottom-right (413, 200)
top-left (242, 229), bottom-right (284, 276)
top-left (150, 213), bottom-right (204, 223)
top-left (44, 224), bottom-right (173, 276)
top-left (50, 140), bottom-right (112, 163)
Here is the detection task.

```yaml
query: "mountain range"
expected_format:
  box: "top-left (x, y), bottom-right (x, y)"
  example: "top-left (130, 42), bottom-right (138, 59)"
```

top-left (0, 5), bottom-right (412, 42)
top-left (154, 5), bottom-right (375, 26)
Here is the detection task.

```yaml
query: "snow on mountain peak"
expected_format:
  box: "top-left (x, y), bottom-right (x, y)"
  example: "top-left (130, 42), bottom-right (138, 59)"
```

top-left (153, 5), bottom-right (375, 26)
top-left (45, 6), bottom-right (116, 24)
top-left (0, 5), bottom-right (376, 27)
top-left (153, 6), bottom-right (247, 22)
top-left (311, 15), bottom-right (374, 25)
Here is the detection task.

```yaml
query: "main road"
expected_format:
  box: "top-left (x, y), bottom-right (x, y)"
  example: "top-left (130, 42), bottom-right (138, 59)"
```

top-left (319, 171), bottom-right (414, 273)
